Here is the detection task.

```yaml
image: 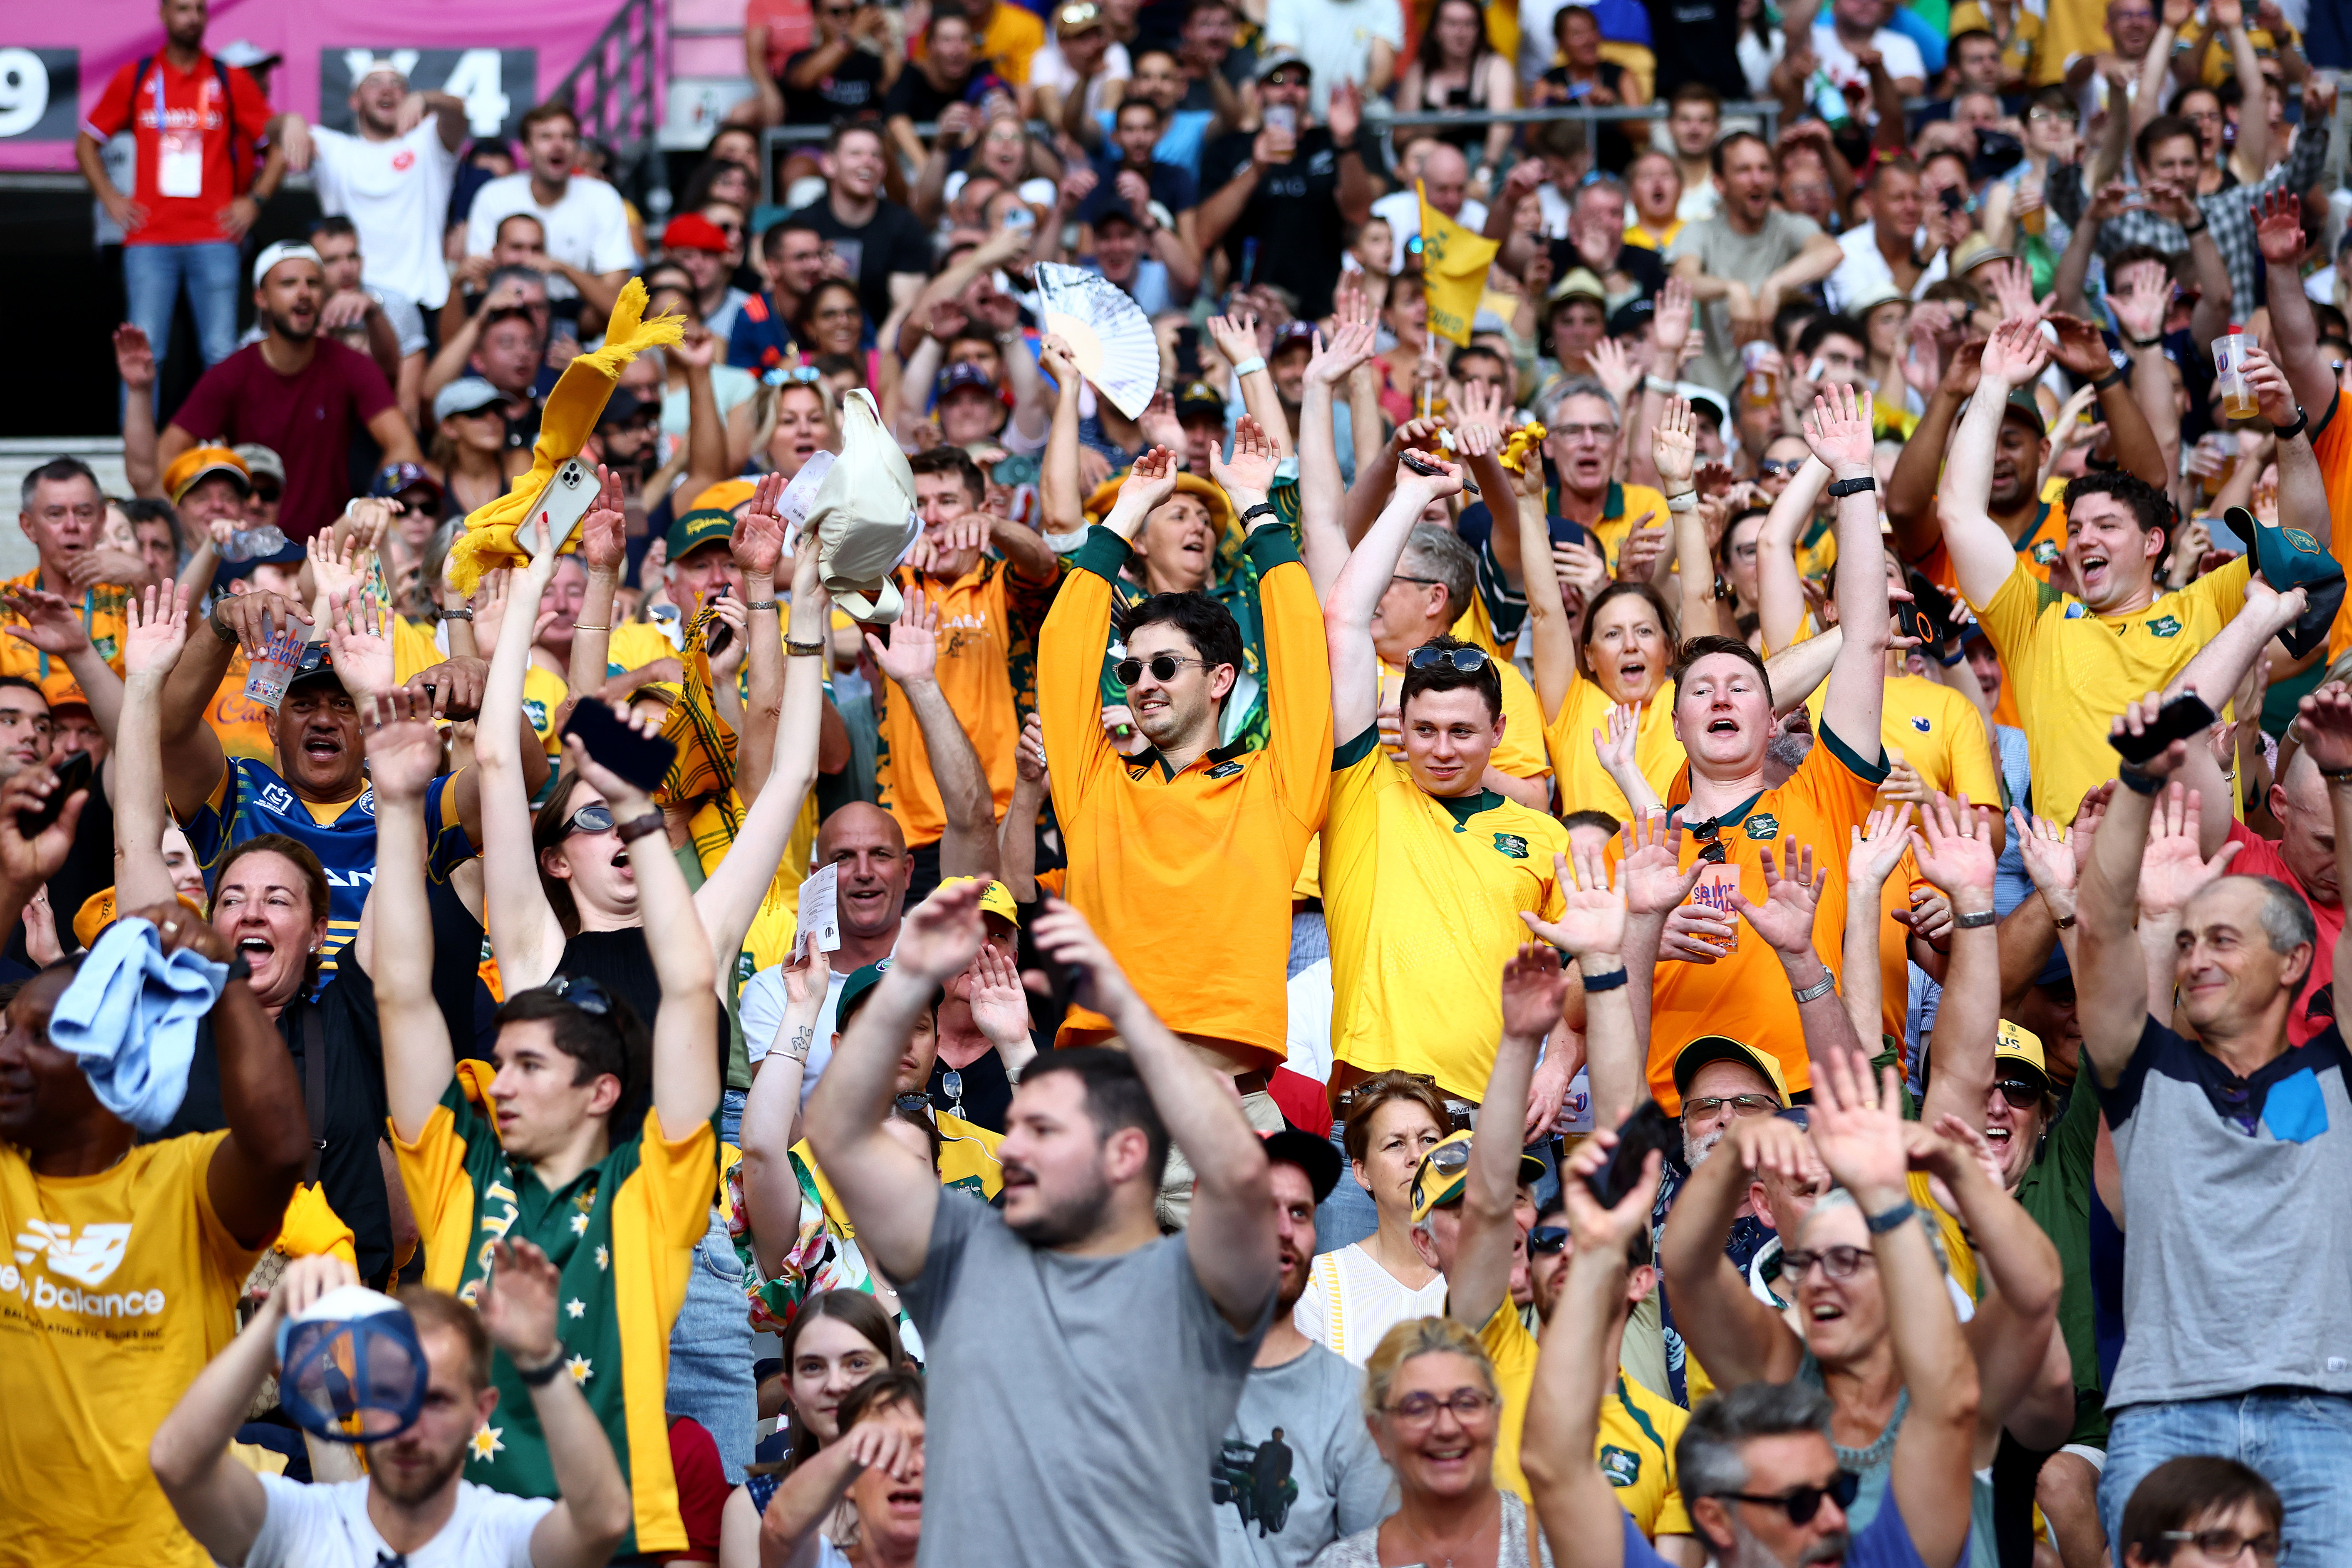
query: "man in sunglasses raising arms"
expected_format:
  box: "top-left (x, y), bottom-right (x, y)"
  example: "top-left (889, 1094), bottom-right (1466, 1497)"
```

top-left (1037, 419), bottom-right (1329, 1226)
top-left (1319, 451), bottom-right (1572, 1149)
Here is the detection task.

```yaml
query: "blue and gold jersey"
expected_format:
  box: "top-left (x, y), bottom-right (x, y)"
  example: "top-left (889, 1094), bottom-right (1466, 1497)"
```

top-left (179, 758), bottom-right (474, 962)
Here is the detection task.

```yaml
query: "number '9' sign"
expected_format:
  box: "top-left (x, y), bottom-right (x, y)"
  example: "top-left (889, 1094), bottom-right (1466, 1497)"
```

top-left (0, 48), bottom-right (77, 141)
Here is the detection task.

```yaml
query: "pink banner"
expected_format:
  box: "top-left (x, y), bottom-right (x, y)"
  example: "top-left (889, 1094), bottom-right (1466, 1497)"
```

top-left (0, 0), bottom-right (641, 170)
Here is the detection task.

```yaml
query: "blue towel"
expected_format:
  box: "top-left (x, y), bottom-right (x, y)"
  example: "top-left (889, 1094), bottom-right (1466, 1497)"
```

top-left (47, 917), bottom-right (228, 1133)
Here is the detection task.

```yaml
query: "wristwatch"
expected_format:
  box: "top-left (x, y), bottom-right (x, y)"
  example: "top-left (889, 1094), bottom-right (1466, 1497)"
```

top-left (1826, 476), bottom-right (1876, 498)
top-left (1790, 966), bottom-right (1837, 1004)
top-left (616, 809), bottom-right (667, 845)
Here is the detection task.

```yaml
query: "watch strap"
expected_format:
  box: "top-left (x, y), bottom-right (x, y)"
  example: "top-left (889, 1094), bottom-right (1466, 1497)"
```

top-left (1826, 476), bottom-right (1876, 498)
top-left (1952, 909), bottom-right (1997, 929)
top-left (1864, 1198), bottom-right (1918, 1234)
top-left (616, 809), bottom-right (667, 844)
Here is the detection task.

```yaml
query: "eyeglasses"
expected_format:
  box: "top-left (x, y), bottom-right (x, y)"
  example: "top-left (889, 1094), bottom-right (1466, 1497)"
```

top-left (1683, 1093), bottom-right (1779, 1122)
top-left (1552, 422), bottom-right (1618, 443)
top-left (1113, 653), bottom-right (1216, 685)
top-left (539, 973), bottom-right (614, 1015)
top-left (1528, 1225), bottom-right (1569, 1256)
top-left (563, 803), bottom-right (617, 838)
top-left (1717, 1472), bottom-right (1860, 1526)
top-left (0, 711), bottom-right (55, 737)
top-left (1758, 458), bottom-right (1805, 476)
top-left (2157, 1530), bottom-right (2288, 1564)
top-left (1993, 1077), bottom-right (2045, 1109)
top-left (1407, 645), bottom-right (1489, 673)
top-left (1383, 1388), bottom-right (1496, 1424)
top-left (1781, 1244), bottom-right (1876, 1281)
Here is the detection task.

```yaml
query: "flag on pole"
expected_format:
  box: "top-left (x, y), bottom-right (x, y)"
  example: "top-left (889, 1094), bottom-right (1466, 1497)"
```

top-left (1417, 179), bottom-right (1500, 346)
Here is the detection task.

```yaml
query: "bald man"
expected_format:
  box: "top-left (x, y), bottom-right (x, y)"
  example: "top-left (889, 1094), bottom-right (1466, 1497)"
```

top-left (1368, 141), bottom-right (1489, 274)
top-left (739, 801), bottom-right (913, 1100)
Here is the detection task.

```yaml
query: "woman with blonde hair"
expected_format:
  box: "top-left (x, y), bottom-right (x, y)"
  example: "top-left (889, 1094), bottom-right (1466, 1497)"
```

top-left (1313, 1316), bottom-right (1549, 1568)
top-left (1297, 1072), bottom-right (1452, 1367)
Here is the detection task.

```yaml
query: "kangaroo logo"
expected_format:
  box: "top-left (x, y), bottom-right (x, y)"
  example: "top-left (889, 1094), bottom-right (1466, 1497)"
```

top-left (15, 1219), bottom-right (133, 1286)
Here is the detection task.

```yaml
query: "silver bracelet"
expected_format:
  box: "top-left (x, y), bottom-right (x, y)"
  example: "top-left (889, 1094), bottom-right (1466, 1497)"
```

top-left (1790, 966), bottom-right (1837, 1004)
top-left (778, 1023), bottom-right (814, 1065)
top-left (1665, 490), bottom-right (1698, 513)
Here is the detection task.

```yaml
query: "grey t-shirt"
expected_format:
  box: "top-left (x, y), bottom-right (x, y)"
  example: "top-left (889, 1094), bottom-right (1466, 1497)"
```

top-left (1215, 1343), bottom-right (1392, 1568)
top-left (902, 1188), bottom-right (1271, 1567)
top-left (2096, 1016), bottom-right (2352, 1409)
top-left (1666, 207), bottom-right (1824, 396)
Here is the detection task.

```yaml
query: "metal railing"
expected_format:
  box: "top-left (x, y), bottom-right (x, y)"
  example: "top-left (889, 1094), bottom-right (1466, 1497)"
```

top-left (556, 0), bottom-right (672, 220)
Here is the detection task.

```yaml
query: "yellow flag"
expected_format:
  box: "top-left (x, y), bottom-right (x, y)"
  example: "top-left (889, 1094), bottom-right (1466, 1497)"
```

top-left (1418, 180), bottom-right (1500, 347)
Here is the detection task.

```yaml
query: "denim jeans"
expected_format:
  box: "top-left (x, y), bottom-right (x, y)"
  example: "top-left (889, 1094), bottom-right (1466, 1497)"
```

top-left (664, 1208), bottom-right (757, 1484)
top-left (719, 1085), bottom-right (746, 1149)
top-left (1314, 1118), bottom-right (1380, 1255)
top-left (2100, 1392), bottom-right (2352, 1553)
top-left (121, 240), bottom-right (240, 407)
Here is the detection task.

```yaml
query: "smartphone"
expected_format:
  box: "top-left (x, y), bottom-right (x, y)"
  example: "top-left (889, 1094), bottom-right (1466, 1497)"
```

top-left (518, 458), bottom-right (597, 560)
top-left (16, 751), bottom-right (92, 842)
top-left (1172, 324), bottom-right (1203, 379)
top-left (2109, 692), bottom-right (2216, 764)
top-left (1938, 186), bottom-right (1964, 216)
top-left (705, 585), bottom-right (733, 659)
top-left (561, 701), bottom-right (678, 793)
top-left (1586, 1099), bottom-right (1680, 1209)
top-left (1399, 450), bottom-right (1451, 478)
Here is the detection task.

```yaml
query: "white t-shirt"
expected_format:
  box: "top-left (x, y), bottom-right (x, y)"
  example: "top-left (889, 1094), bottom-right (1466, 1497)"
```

top-left (1262, 0), bottom-right (1405, 114)
top-left (1029, 38), bottom-right (1133, 120)
top-left (310, 122), bottom-right (463, 308)
top-left (1368, 188), bottom-right (1492, 275)
top-left (1809, 22), bottom-right (1927, 125)
top-left (740, 964), bottom-right (850, 1104)
top-left (1822, 220), bottom-right (1946, 314)
top-left (464, 171), bottom-right (640, 276)
top-left (1293, 1241), bottom-right (1450, 1368)
top-left (245, 1474), bottom-right (553, 1568)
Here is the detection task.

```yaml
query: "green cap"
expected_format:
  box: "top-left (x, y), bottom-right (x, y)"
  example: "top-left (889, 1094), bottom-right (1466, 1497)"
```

top-left (2001, 386), bottom-right (2047, 438)
top-left (834, 959), bottom-right (945, 1031)
top-left (665, 508), bottom-right (736, 562)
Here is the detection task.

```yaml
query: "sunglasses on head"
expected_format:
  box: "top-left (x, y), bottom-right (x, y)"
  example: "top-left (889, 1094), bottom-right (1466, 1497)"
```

top-left (540, 972), bottom-right (615, 1016)
top-left (1718, 1471), bottom-right (1860, 1526)
top-left (563, 803), bottom-right (616, 838)
top-left (1114, 653), bottom-right (1215, 685)
top-left (1406, 645), bottom-right (1490, 674)
top-left (764, 364), bottom-right (825, 387)
top-left (1528, 1224), bottom-right (1569, 1256)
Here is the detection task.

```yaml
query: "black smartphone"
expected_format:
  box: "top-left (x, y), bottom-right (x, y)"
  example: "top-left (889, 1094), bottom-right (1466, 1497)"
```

top-left (1172, 324), bottom-right (1203, 379)
top-left (704, 585), bottom-right (733, 658)
top-left (1399, 450), bottom-right (1450, 478)
top-left (1585, 1099), bottom-right (1680, 1209)
top-left (2109, 692), bottom-right (2216, 764)
top-left (1938, 186), bottom-right (1964, 216)
top-left (561, 702), bottom-right (677, 793)
top-left (17, 752), bottom-right (93, 840)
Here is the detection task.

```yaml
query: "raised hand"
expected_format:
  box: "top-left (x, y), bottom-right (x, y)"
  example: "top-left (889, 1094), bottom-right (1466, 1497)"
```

top-left (1307, 312), bottom-right (1378, 389)
top-left (1616, 513), bottom-right (1668, 582)
top-left (362, 686), bottom-right (447, 806)
top-left (2240, 342), bottom-right (2298, 429)
top-left (863, 590), bottom-right (940, 686)
top-left (967, 940), bottom-right (1034, 1050)
top-left (1911, 793), bottom-right (1996, 904)
top-left (113, 323), bottom-right (156, 392)
top-left (1520, 843), bottom-right (1628, 958)
top-left (1591, 700), bottom-right (1643, 785)
top-left (1651, 276), bottom-right (1694, 364)
top-left (121, 581), bottom-right (193, 678)
top-left (781, 927), bottom-right (833, 1012)
top-left (1590, 336), bottom-right (1641, 411)
top-left (580, 473), bottom-right (627, 574)
top-left (0, 589), bottom-right (93, 657)
top-left (1206, 310), bottom-right (1263, 372)
top-left (2137, 779), bottom-right (2240, 918)
top-left (1108, 446), bottom-right (1181, 532)
top-left (1037, 332), bottom-right (1080, 388)
top-left (559, 709), bottom-right (664, 822)
top-left (1730, 840), bottom-right (1823, 955)
top-left (1800, 383), bottom-right (1874, 473)
top-left (1210, 415), bottom-right (1279, 505)
top-left (2296, 681), bottom-right (2352, 778)
top-left (1499, 941), bottom-right (1572, 1040)
top-left (2009, 808), bottom-right (2080, 910)
top-left (1391, 452), bottom-right (1465, 509)
top-left (1653, 398), bottom-right (1698, 494)
top-left (1938, 336), bottom-right (1987, 398)
top-left (733, 470), bottom-right (789, 577)
top-left (1978, 316), bottom-right (2052, 390)
top-left (2108, 688), bottom-right (2195, 780)
top-left (1137, 389), bottom-right (1186, 455)
top-left (1014, 711), bottom-right (1049, 789)
top-left (2046, 313), bottom-right (2117, 381)
top-left (1846, 802), bottom-right (1915, 894)
top-left (476, 1239), bottom-right (562, 1365)
top-left (1807, 1046), bottom-right (1910, 1203)
top-left (1029, 895), bottom-right (1137, 1017)
top-left (2107, 258), bottom-right (2171, 344)
top-left (706, 592), bottom-right (750, 684)
top-left (322, 587), bottom-right (395, 698)
top-left (1618, 810), bottom-right (1698, 916)
top-left (0, 768), bottom-right (84, 897)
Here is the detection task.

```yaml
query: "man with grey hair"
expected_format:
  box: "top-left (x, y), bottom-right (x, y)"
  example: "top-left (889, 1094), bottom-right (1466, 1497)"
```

top-left (2076, 682), bottom-right (2352, 1549)
top-left (1489, 378), bottom-right (1672, 585)
top-left (1523, 1045), bottom-right (1980, 1568)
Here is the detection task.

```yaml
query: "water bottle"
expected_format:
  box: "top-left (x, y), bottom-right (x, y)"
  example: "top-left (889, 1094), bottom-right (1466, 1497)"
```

top-left (218, 525), bottom-right (289, 562)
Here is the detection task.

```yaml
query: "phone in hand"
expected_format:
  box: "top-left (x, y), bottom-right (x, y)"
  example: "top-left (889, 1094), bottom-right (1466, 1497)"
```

top-left (2109, 692), bottom-right (2216, 765)
top-left (1398, 450), bottom-right (1451, 478)
top-left (518, 458), bottom-right (597, 560)
top-left (1585, 1099), bottom-right (1680, 1209)
top-left (560, 702), bottom-right (677, 793)
top-left (705, 585), bottom-right (733, 658)
top-left (17, 751), bottom-right (93, 840)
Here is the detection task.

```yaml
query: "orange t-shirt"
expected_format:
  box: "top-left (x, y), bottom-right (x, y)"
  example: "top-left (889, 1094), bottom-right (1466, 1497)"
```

top-left (2314, 394), bottom-right (2352, 662)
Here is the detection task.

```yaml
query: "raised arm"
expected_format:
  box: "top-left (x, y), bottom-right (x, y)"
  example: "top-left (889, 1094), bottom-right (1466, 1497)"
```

top-left (1909, 797), bottom-right (2004, 1130)
top-left (1886, 341), bottom-right (1983, 566)
top-left (1608, 813), bottom-right (1700, 1123)
top-left (1658, 1107), bottom-right (1812, 1386)
top-left (1036, 337), bottom-right (1089, 539)
top-left (2301, 689), bottom-right (2352, 1047)
top-left (474, 524), bottom-right (575, 993)
top-left (179, 906), bottom-right (311, 1247)
top-left (1804, 384), bottom-right (1891, 752)
top-left (1298, 298), bottom-right (1380, 598)
top-left (569, 485), bottom-right (629, 698)
top-left (1206, 311), bottom-right (1296, 457)
top-left (1033, 898), bottom-right (1277, 1327)
top-left (112, 584), bottom-right (193, 912)
top-left (1840, 804), bottom-right (1916, 1053)
top-left (734, 501), bottom-right (786, 805)
top-left (737, 935), bottom-right (827, 1279)
top-left (2077, 696), bottom-right (2193, 1086)
top-left (1756, 457), bottom-right (1833, 653)
top-left (867, 591), bottom-right (1000, 879)
top-left (367, 688), bottom-right (462, 1140)
top-left (2254, 192), bottom-right (2340, 418)
top-left (1447, 945), bottom-right (1563, 1333)
top-left (1939, 321), bottom-right (2055, 609)
top-left (1326, 455), bottom-right (1464, 741)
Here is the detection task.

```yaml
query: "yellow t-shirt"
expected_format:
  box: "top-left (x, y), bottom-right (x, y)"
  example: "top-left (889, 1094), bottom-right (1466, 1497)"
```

top-left (1479, 1303), bottom-right (1693, 1536)
top-left (607, 620), bottom-right (680, 677)
top-left (522, 662), bottom-right (569, 758)
top-left (0, 568), bottom-right (129, 708)
top-left (2173, 17), bottom-right (2301, 85)
top-left (1801, 672), bottom-right (2000, 811)
top-left (1583, 483), bottom-right (1674, 575)
top-left (1323, 731), bottom-right (1569, 1102)
top-left (1544, 677), bottom-right (1685, 821)
top-left (1976, 555), bottom-right (2251, 826)
top-left (791, 1112), bottom-right (1005, 1207)
top-left (1949, 1), bottom-right (2047, 82)
top-left (0, 1130), bottom-right (259, 1568)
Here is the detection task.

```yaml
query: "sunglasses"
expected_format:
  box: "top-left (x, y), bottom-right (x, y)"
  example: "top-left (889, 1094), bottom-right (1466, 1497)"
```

top-left (1687, 815), bottom-right (1730, 865)
top-left (1058, 1), bottom-right (1101, 23)
top-left (2158, 1530), bottom-right (2288, 1564)
top-left (764, 364), bottom-right (825, 386)
top-left (1758, 458), bottom-right (1804, 476)
top-left (539, 972), bottom-right (615, 1016)
top-left (1781, 1244), bottom-right (1875, 1281)
top-left (1418, 1140), bottom-right (1471, 1180)
top-left (563, 803), bottom-right (617, 838)
top-left (1406, 645), bottom-right (1490, 673)
top-left (1718, 1471), bottom-right (1861, 1526)
top-left (251, 483), bottom-right (284, 503)
top-left (1113, 653), bottom-right (1215, 685)
top-left (1993, 1077), bottom-right (2045, 1109)
top-left (1528, 1225), bottom-right (1569, 1256)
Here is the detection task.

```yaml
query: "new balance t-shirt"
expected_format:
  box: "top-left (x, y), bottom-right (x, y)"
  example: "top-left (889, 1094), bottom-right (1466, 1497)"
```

top-left (245, 1474), bottom-right (551, 1568)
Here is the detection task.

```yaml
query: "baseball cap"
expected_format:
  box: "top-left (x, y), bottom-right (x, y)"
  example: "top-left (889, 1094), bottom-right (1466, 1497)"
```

top-left (345, 53), bottom-right (407, 84)
top-left (2223, 503), bottom-right (2346, 659)
top-left (434, 377), bottom-right (507, 423)
top-left (1269, 320), bottom-right (1319, 357)
top-left (1548, 267), bottom-right (1608, 305)
top-left (274, 1283), bottom-right (428, 1443)
top-left (1175, 380), bottom-right (1226, 421)
top-left (1605, 297), bottom-right (1655, 339)
top-left (835, 958), bottom-right (947, 1031)
top-left (251, 240), bottom-right (322, 289)
top-left (665, 508), bottom-right (738, 562)
top-left (1999, 386), bottom-right (2047, 438)
top-left (1677, 381), bottom-right (1732, 430)
top-left (1671, 1035), bottom-right (1792, 1106)
top-left (163, 446), bottom-right (250, 505)
top-left (1263, 1127), bottom-right (1344, 1204)
top-left (216, 40), bottom-right (283, 70)
top-left (934, 876), bottom-right (1021, 926)
top-left (662, 213), bottom-right (732, 254)
top-left (1408, 1128), bottom-right (1548, 1223)
top-left (935, 362), bottom-right (999, 400)
top-left (688, 478), bottom-right (760, 514)
top-left (373, 461), bottom-right (443, 509)
top-left (232, 444), bottom-right (286, 487)
top-left (1995, 1018), bottom-right (2050, 1093)
top-left (1257, 47), bottom-right (1310, 81)
top-left (286, 640), bottom-right (340, 693)
top-left (598, 387), bottom-right (650, 429)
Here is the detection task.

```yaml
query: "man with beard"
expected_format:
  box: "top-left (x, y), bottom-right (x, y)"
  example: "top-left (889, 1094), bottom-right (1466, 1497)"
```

top-left (808, 886), bottom-right (1280, 1566)
top-left (290, 57), bottom-right (466, 312)
top-left (1215, 1128), bottom-right (1390, 1567)
top-left (463, 103), bottom-right (638, 314)
top-left (1666, 134), bottom-right (1842, 399)
top-left (728, 220), bottom-right (831, 375)
top-left (151, 1246), bottom-right (630, 1568)
top-left (159, 244), bottom-right (421, 541)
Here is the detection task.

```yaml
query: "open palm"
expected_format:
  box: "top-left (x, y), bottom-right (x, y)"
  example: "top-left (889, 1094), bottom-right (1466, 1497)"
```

top-left (2009, 808), bottom-right (2078, 898)
top-left (1730, 841), bottom-right (1820, 954)
top-left (1911, 794), bottom-right (1995, 899)
top-left (1807, 1048), bottom-right (1909, 1196)
top-left (2138, 787), bottom-right (2240, 918)
top-left (1619, 812), bottom-right (1697, 915)
top-left (1523, 850), bottom-right (1627, 958)
top-left (1846, 803), bottom-right (1913, 893)
top-left (122, 583), bottom-right (191, 677)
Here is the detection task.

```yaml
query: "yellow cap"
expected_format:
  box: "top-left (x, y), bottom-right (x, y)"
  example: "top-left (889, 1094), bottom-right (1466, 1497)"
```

top-left (1671, 1035), bottom-right (1791, 1106)
top-left (689, 478), bottom-right (759, 515)
top-left (936, 875), bottom-right (1020, 927)
top-left (1995, 1019), bottom-right (2050, 1089)
top-left (162, 445), bottom-right (250, 505)
top-left (72, 888), bottom-right (116, 952)
top-left (1408, 1128), bottom-right (1547, 1223)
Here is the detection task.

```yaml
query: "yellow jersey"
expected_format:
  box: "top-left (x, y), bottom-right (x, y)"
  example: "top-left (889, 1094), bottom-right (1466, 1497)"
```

top-left (1801, 672), bottom-right (2000, 811)
top-left (1907, 493), bottom-right (2070, 597)
top-left (790, 1108), bottom-right (1005, 1211)
top-left (523, 661), bottom-right (569, 758)
top-left (0, 1130), bottom-right (259, 1568)
top-left (1479, 1303), bottom-right (1694, 1536)
top-left (1323, 732), bottom-right (1570, 1102)
top-left (1975, 555), bottom-right (2251, 826)
top-left (1544, 678), bottom-right (1684, 821)
top-left (607, 619), bottom-right (679, 677)
top-left (0, 569), bottom-right (130, 708)
top-left (1578, 482), bottom-right (1674, 575)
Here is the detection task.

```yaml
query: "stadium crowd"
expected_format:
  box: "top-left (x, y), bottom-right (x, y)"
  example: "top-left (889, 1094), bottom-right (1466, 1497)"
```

top-left (9, 0), bottom-right (2351, 1561)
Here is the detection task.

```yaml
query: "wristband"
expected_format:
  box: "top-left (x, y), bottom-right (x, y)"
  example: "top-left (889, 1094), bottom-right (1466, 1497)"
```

top-left (2180, 215), bottom-right (2208, 235)
top-left (1938, 645), bottom-right (1965, 667)
top-left (786, 637), bottom-right (826, 656)
top-left (1241, 501), bottom-right (1280, 525)
top-left (439, 607), bottom-right (474, 622)
top-left (1229, 356), bottom-right (1267, 378)
top-left (210, 604), bottom-right (239, 643)
top-left (2275, 406), bottom-right (2310, 443)
top-left (617, 809), bottom-right (667, 845)
top-left (1953, 909), bottom-right (1997, 929)
top-left (2117, 764), bottom-right (2161, 795)
top-left (1826, 476), bottom-right (1876, 498)
top-left (1665, 490), bottom-right (1698, 513)
top-left (514, 1351), bottom-right (568, 1387)
top-left (1643, 374), bottom-right (1678, 395)
top-left (1580, 964), bottom-right (1628, 993)
top-left (1863, 1198), bottom-right (1918, 1235)
top-left (1790, 966), bottom-right (1837, 1004)
top-left (2089, 367), bottom-right (2126, 391)
top-left (2052, 913), bottom-right (2077, 929)
top-left (2126, 332), bottom-right (2164, 349)
top-left (744, 598), bottom-right (780, 612)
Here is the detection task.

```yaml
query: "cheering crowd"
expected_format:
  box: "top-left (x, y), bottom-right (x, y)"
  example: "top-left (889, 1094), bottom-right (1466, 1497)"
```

top-left (11, 0), bottom-right (2352, 1562)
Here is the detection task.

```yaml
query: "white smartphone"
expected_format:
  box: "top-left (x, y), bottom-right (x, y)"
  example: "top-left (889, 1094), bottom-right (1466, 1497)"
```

top-left (519, 458), bottom-right (597, 559)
